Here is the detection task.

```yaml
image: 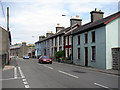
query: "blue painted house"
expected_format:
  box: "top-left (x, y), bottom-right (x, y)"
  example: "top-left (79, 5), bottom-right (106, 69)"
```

top-left (72, 10), bottom-right (120, 69)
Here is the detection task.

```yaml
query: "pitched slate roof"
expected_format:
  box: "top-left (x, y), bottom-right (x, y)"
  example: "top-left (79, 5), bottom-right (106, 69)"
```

top-left (35, 27), bottom-right (69, 44)
top-left (10, 44), bottom-right (22, 50)
top-left (64, 24), bottom-right (80, 36)
top-left (72, 11), bottom-right (120, 35)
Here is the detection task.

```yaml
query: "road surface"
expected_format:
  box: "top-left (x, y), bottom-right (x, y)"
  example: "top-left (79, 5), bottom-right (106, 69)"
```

top-left (2, 58), bottom-right (119, 89)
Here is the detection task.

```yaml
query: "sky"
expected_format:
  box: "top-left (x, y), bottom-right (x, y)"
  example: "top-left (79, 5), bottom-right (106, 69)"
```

top-left (0, 0), bottom-right (119, 44)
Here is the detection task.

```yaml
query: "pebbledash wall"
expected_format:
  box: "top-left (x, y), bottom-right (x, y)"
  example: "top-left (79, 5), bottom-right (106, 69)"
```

top-left (73, 26), bottom-right (106, 69)
top-left (0, 26), bottom-right (9, 68)
top-left (106, 17), bottom-right (120, 69)
top-left (73, 17), bottom-right (120, 69)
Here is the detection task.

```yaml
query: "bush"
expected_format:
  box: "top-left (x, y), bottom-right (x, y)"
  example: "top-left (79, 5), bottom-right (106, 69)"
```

top-left (50, 56), bottom-right (55, 61)
top-left (55, 50), bottom-right (64, 59)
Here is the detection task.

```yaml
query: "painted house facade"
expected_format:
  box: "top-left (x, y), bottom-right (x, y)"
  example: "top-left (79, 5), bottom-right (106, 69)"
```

top-left (64, 18), bottom-right (81, 62)
top-left (35, 27), bottom-right (65, 58)
top-left (10, 42), bottom-right (30, 58)
top-left (72, 10), bottom-right (120, 69)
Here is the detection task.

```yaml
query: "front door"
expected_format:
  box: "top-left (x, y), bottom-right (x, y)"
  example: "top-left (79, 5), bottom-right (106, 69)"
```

top-left (85, 47), bottom-right (88, 66)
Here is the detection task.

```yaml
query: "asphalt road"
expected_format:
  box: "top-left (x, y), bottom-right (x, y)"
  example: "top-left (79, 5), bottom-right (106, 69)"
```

top-left (2, 58), bottom-right (119, 89)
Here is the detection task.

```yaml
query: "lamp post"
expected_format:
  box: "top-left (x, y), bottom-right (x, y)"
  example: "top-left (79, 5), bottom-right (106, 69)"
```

top-left (62, 14), bottom-right (73, 63)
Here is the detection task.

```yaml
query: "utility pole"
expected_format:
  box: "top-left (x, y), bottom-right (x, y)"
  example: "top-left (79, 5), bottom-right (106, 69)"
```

top-left (7, 7), bottom-right (9, 31)
top-left (7, 7), bottom-right (10, 64)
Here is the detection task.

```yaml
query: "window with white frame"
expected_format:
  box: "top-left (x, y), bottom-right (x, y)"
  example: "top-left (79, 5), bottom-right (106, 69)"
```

top-left (69, 48), bottom-right (72, 56)
top-left (69, 36), bottom-right (72, 45)
top-left (66, 48), bottom-right (68, 57)
top-left (66, 36), bottom-right (68, 45)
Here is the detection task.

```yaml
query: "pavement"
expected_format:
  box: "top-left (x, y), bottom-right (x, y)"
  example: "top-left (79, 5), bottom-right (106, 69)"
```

top-left (2, 58), bottom-right (120, 89)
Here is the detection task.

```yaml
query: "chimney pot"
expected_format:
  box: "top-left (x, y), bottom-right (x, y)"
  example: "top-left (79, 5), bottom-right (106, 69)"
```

top-left (95, 8), bottom-right (97, 11)
top-left (76, 15), bottom-right (79, 19)
top-left (90, 9), bottom-right (104, 22)
top-left (57, 23), bottom-right (60, 27)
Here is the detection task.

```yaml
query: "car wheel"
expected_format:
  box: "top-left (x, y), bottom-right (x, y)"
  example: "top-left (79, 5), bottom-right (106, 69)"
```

top-left (50, 62), bottom-right (52, 64)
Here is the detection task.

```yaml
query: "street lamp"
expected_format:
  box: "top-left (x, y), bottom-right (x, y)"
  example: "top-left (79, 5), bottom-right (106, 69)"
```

top-left (62, 14), bottom-right (72, 19)
top-left (62, 14), bottom-right (73, 63)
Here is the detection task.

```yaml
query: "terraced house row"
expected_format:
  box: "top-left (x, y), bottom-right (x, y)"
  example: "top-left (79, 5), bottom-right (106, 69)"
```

top-left (35, 9), bottom-right (120, 69)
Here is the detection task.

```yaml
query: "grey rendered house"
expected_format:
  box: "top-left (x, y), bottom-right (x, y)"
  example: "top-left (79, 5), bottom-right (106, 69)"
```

top-left (0, 26), bottom-right (11, 68)
top-left (72, 10), bottom-right (120, 69)
top-left (35, 26), bottom-right (65, 58)
top-left (10, 42), bottom-right (29, 58)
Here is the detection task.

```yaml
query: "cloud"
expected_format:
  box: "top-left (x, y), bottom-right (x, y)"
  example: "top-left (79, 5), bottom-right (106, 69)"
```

top-left (1, 0), bottom-right (119, 44)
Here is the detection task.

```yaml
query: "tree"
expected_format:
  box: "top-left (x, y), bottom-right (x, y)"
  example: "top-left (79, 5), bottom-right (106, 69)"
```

top-left (55, 50), bottom-right (64, 59)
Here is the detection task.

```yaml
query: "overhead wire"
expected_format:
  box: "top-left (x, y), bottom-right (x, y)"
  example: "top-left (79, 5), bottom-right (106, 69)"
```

top-left (0, 0), bottom-right (7, 27)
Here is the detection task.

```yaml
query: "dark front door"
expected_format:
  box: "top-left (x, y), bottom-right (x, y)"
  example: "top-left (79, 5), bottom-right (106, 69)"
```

top-left (85, 47), bottom-right (88, 66)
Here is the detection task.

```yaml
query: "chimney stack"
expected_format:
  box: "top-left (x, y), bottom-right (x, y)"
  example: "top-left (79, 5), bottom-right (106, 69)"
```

top-left (39, 36), bottom-right (45, 41)
top-left (90, 8), bottom-right (104, 22)
top-left (46, 31), bottom-right (54, 37)
top-left (56, 24), bottom-right (64, 33)
top-left (70, 15), bottom-right (82, 26)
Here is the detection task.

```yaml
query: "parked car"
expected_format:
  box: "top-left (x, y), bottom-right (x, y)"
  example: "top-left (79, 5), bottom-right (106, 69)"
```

top-left (38, 56), bottom-right (52, 64)
top-left (23, 55), bottom-right (29, 59)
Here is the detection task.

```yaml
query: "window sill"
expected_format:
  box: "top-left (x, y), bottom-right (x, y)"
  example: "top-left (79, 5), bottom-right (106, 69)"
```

top-left (91, 60), bottom-right (96, 62)
top-left (91, 42), bottom-right (95, 43)
top-left (84, 43), bottom-right (88, 45)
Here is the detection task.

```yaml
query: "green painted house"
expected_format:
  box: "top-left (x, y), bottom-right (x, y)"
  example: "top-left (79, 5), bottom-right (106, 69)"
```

top-left (72, 10), bottom-right (120, 69)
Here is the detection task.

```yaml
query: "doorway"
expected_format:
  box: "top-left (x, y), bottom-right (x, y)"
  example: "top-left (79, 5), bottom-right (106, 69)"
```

top-left (85, 47), bottom-right (88, 66)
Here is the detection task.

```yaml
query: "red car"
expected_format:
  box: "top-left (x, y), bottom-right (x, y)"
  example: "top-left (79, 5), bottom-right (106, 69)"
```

top-left (38, 56), bottom-right (52, 64)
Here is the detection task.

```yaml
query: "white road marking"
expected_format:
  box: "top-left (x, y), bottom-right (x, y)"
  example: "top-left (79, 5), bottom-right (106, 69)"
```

top-left (25, 85), bottom-right (30, 88)
top-left (0, 77), bottom-right (22, 81)
top-left (94, 83), bottom-right (111, 89)
top-left (23, 81), bottom-right (28, 85)
top-left (58, 70), bottom-right (79, 78)
top-left (18, 67), bottom-right (25, 78)
top-left (22, 79), bottom-right (26, 82)
top-left (14, 67), bottom-right (17, 79)
top-left (46, 67), bottom-right (53, 69)
top-left (43, 65), bottom-right (53, 69)
top-left (15, 60), bottom-right (31, 88)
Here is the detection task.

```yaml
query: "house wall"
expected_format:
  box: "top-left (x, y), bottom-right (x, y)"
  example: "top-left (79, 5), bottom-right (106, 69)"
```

top-left (0, 27), bottom-right (2, 68)
top-left (46, 39), bottom-right (50, 56)
top-left (1, 28), bottom-right (9, 55)
top-left (73, 26), bottom-right (106, 69)
top-left (0, 27), bottom-right (2, 55)
top-left (118, 15), bottom-right (120, 46)
top-left (0, 27), bottom-right (9, 67)
top-left (10, 43), bottom-right (29, 58)
top-left (106, 17), bottom-right (120, 69)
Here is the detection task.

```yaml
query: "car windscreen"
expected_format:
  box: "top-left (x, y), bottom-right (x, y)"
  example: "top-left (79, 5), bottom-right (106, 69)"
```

top-left (42, 56), bottom-right (50, 59)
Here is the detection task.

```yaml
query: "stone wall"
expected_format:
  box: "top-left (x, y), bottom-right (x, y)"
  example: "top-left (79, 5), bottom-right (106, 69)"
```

top-left (112, 48), bottom-right (120, 70)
